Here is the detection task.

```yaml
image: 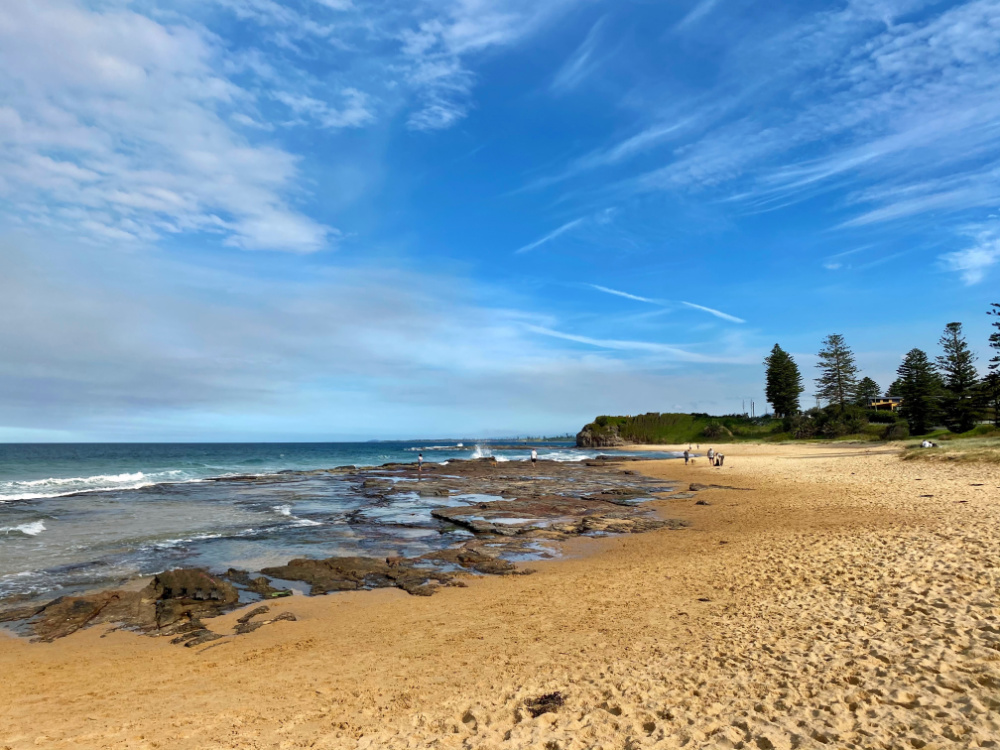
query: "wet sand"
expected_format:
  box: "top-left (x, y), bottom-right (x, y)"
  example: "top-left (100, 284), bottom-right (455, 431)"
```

top-left (2, 442), bottom-right (999, 749)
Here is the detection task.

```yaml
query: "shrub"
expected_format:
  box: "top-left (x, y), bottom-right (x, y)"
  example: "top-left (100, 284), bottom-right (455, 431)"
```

top-left (866, 409), bottom-right (901, 424)
top-left (702, 423), bottom-right (733, 438)
top-left (882, 423), bottom-right (910, 440)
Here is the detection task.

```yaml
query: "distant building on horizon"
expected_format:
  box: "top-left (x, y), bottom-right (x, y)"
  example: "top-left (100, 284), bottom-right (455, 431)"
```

top-left (869, 396), bottom-right (903, 412)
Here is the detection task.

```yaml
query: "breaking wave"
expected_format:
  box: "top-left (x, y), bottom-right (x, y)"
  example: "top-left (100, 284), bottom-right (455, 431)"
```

top-left (1, 521), bottom-right (46, 536)
top-left (0, 470), bottom-right (195, 503)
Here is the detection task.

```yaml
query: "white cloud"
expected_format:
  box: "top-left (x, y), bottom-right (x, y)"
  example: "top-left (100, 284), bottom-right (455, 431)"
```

top-left (0, 231), bottom-right (765, 437)
top-left (675, 0), bottom-right (723, 30)
top-left (399, 0), bottom-right (586, 130)
top-left (589, 285), bottom-right (660, 304)
top-left (273, 88), bottom-right (375, 129)
top-left (514, 217), bottom-right (586, 254)
top-left (551, 17), bottom-right (606, 92)
top-left (523, 325), bottom-right (737, 363)
top-left (539, 0), bottom-right (1000, 250)
top-left (940, 235), bottom-right (1000, 285)
top-left (0, 0), bottom-right (331, 252)
top-left (680, 301), bottom-right (746, 324)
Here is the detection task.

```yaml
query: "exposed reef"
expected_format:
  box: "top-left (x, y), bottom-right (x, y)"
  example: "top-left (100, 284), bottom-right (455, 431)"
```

top-left (0, 454), bottom-right (697, 644)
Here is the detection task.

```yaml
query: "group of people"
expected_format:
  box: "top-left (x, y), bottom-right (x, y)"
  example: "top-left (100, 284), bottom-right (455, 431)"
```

top-left (682, 445), bottom-right (726, 467)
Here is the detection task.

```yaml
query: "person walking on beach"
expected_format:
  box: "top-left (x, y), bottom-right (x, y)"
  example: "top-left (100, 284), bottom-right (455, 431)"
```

top-left (531, 448), bottom-right (538, 465)
top-left (719, 453), bottom-right (725, 467)
top-left (683, 449), bottom-right (690, 465)
top-left (707, 447), bottom-right (715, 463)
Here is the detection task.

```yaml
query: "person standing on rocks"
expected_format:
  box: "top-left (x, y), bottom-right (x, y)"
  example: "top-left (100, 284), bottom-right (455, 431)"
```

top-left (531, 449), bottom-right (538, 466)
top-left (418, 453), bottom-right (424, 473)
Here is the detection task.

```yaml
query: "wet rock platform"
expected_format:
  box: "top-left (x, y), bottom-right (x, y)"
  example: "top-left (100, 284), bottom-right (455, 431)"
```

top-left (0, 455), bottom-right (694, 644)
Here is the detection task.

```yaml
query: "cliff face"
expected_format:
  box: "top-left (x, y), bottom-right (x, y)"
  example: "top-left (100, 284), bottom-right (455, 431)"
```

top-left (575, 424), bottom-right (632, 448)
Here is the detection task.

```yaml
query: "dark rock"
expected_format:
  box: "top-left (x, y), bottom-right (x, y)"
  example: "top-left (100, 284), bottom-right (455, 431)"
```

top-left (183, 631), bottom-right (224, 647)
top-left (225, 569), bottom-right (292, 599)
top-left (237, 605), bottom-right (270, 624)
top-left (151, 569), bottom-right (238, 604)
top-left (418, 487), bottom-right (451, 497)
top-left (423, 547), bottom-right (521, 576)
top-left (431, 494), bottom-right (687, 539)
top-left (576, 424), bottom-right (629, 448)
top-left (261, 556), bottom-right (457, 597)
top-left (12, 568), bottom-right (242, 643)
top-left (234, 609), bottom-right (297, 635)
top-left (526, 692), bottom-right (565, 717)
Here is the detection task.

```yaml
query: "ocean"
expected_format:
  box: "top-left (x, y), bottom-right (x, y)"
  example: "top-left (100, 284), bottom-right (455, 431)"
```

top-left (0, 441), bottom-right (675, 603)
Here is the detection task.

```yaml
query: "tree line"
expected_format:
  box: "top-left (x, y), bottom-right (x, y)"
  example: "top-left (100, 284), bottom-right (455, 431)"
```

top-left (763, 303), bottom-right (1000, 438)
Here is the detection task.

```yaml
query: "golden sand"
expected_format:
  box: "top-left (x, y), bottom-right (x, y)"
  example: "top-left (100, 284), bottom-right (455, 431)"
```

top-left (2, 442), bottom-right (998, 749)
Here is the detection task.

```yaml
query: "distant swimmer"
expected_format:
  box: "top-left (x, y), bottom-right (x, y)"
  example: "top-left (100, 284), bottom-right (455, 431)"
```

top-left (531, 449), bottom-right (538, 465)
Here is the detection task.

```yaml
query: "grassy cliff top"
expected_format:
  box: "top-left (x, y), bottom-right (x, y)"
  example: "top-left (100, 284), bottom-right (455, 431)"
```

top-left (578, 412), bottom-right (775, 445)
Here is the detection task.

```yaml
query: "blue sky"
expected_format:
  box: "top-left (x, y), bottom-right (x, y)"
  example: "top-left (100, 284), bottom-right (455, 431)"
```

top-left (1, 0), bottom-right (998, 441)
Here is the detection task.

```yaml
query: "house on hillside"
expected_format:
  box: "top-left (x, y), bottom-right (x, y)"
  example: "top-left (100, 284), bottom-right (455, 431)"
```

top-left (869, 396), bottom-right (903, 411)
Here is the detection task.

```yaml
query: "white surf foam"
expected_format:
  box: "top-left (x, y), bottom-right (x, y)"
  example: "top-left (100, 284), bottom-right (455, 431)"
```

top-left (0, 470), bottom-right (203, 503)
top-left (273, 504), bottom-right (321, 527)
top-left (1, 521), bottom-right (46, 536)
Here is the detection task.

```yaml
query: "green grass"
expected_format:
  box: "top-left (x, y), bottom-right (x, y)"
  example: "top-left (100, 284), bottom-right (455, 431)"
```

top-left (901, 427), bottom-right (1000, 463)
top-left (579, 412), bottom-right (780, 445)
top-left (579, 412), bottom-right (1000, 449)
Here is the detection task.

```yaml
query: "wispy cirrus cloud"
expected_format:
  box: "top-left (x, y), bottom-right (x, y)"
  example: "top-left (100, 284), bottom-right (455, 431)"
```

top-left (535, 0), bottom-right (1000, 259)
top-left (588, 285), bottom-right (659, 304)
top-left (675, 0), bottom-right (723, 30)
top-left (587, 285), bottom-right (746, 324)
top-left (397, 0), bottom-right (589, 129)
top-left (551, 17), bottom-right (607, 92)
top-left (523, 325), bottom-right (743, 363)
top-left (513, 217), bottom-right (586, 254)
top-left (680, 302), bottom-right (745, 324)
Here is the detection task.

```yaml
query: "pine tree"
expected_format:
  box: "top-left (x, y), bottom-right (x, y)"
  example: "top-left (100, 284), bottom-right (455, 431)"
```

top-left (815, 334), bottom-right (859, 411)
top-left (984, 304), bottom-right (1000, 426)
top-left (886, 379), bottom-right (903, 397)
top-left (854, 377), bottom-right (881, 407)
top-left (936, 322), bottom-right (981, 433)
top-left (764, 344), bottom-right (804, 417)
top-left (989, 303), bottom-right (1000, 370)
top-left (982, 372), bottom-right (1000, 428)
top-left (896, 349), bottom-right (941, 435)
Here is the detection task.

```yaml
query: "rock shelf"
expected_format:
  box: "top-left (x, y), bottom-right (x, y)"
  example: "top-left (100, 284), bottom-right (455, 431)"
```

top-left (0, 455), bottom-right (691, 644)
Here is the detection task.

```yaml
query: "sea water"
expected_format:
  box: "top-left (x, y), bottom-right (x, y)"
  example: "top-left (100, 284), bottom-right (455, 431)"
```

top-left (0, 441), bottom-right (668, 602)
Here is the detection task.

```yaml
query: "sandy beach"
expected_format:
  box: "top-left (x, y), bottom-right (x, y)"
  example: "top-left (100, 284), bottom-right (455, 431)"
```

top-left (2, 442), bottom-right (998, 750)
